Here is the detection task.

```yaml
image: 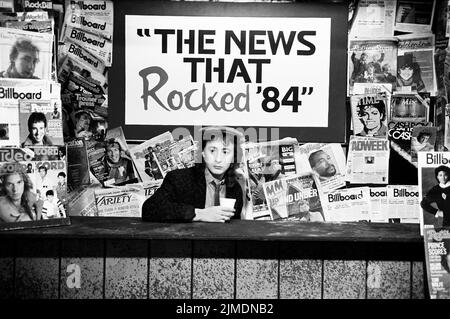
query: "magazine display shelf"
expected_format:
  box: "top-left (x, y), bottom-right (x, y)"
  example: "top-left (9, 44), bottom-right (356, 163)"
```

top-left (0, 217), bottom-right (425, 299)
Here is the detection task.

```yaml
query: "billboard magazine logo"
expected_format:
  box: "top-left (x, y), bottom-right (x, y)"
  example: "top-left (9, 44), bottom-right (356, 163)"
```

top-left (171, 125), bottom-right (280, 163)
top-left (0, 87), bottom-right (42, 99)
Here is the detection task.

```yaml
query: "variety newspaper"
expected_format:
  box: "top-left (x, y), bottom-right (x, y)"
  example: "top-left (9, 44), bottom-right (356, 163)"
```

top-left (298, 143), bottom-right (347, 192)
top-left (323, 186), bottom-right (371, 222)
top-left (345, 135), bottom-right (389, 184)
top-left (349, 0), bottom-right (396, 38)
top-left (423, 226), bottom-right (450, 299)
top-left (0, 27), bottom-right (53, 80)
top-left (418, 151), bottom-right (450, 235)
top-left (397, 34), bottom-right (436, 94)
top-left (348, 37), bottom-right (397, 95)
top-left (350, 92), bottom-right (390, 138)
top-left (262, 172), bottom-right (325, 222)
top-left (244, 138), bottom-right (301, 220)
top-left (94, 184), bottom-right (144, 217)
top-left (129, 131), bottom-right (173, 183)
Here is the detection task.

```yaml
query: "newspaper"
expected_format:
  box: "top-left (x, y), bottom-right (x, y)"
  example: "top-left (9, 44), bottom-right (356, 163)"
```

top-left (244, 138), bottom-right (301, 220)
top-left (396, 34), bottom-right (436, 94)
top-left (19, 99), bottom-right (64, 147)
top-left (418, 152), bottom-right (450, 235)
top-left (0, 99), bottom-right (19, 147)
top-left (423, 226), bottom-right (450, 299)
top-left (394, 0), bottom-right (436, 33)
top-left (348, 37), bottom-right (397, 95)
top-left (60, 25), bottom-right (112, 66)
top-left (66, 183), bottom-right (100, 216)
top-left (262, 173), bottom-right (325, 222)
top-left (0, 27), bottom-right (53, 80)
top-left (369, 187), bottom-right (389, 222)
top-left (411, 125), bottom-right (436, 163)
top-left (130, 131), bottom-right (174, 183)
top-left (59, 39), bottom-right (107, 75)
top-left (298, 143), bottom-right (347, 192)
top-left (323, 186), bottom-right (371, 222)
top-left (386, 184), bottom-right (420, 220)
top-left (349, 0), bottom-right (396, 38)
top-left (95, 184), bottom-right (144, 217)
top-left (345, 135), bottom-right (390, 184)
top-left (66, 137), bottom-right (90, 190)
top-left (153, 135), bottom-right (197, 177)
top-left (350, 92), bottom-right (390, 138)
top-left (62, 0), bottom-right (113, 41)
top-left (142, 180), bottom-right (163, 199)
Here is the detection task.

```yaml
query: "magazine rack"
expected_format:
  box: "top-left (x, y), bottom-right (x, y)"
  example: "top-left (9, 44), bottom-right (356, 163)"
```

top-left (0, 217), bottom-right (425, 299)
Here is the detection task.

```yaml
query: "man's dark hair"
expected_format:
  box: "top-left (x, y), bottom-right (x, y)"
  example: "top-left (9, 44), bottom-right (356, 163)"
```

top-left (417, 131), bottom-right (432, 140)
top-left (308, 150), bottom-right (326, 168)
top-left (434, 165), bottom-right (450, 181)
top-left (9, 38), bottom-right (39, 62)
top-left (106, 139), bottom-right (121, 152)
top-left (46, 190), bottom-right (54, 196)
top-left (38, 165), bottom-right (47, 172)
top-left (75, 110), bottom-right (91, 121)
top-left (57, 172), bottom-right (66, 178)
top-left (357, 100), bottom-right (386, 121)
top-left (27, 112), bottom-right (47, 132)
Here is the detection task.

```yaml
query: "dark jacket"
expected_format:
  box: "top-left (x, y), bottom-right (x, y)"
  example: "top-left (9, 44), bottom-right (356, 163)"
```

top-left (142, 164), bottom-right (243, 222)
top-left (420, 184), bottom-right (450, 227)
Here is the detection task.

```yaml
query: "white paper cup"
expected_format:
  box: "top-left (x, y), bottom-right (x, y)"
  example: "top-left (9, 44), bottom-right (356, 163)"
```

top-left (220, 198), bottom-right (236, 208)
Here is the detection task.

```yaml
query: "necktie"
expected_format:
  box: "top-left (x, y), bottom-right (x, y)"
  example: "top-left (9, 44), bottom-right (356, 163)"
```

top-left (213, 181), bottom-right (221, 206)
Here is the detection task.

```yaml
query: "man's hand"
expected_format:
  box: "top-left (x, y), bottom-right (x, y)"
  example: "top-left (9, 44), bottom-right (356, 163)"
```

top-left (193, 206), bottom-right (235, 223)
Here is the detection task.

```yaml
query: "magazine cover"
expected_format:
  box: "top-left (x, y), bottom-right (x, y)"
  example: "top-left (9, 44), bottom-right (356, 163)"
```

top-left (323, 186), bottom-right (371, 222)
top-left (62, 0), bottom-right (113, 41)
top-left (394, 0), bottom-right (436, 33)
top-left (386, 184), bottom-right (420, 220)
top-left (153, 135), bottom-right (197, 177)
top-left (0, 147), bottom-right (70, 230)
top-left (94, 184), bottom-right (144, 217)
top-left (66, 137), bottom-right (90, 190)
top-left (4, 19), bottom-right (53, 34)
top-left (59, 39), bottom-right (107, 76)
top-left (345, 135), bottom-right (390, 184)
top-left (411, 125), bottom-right (437, 163)
top-left (418, 152), bottom-right (450, 235)
top-left (0, 27), bottom-right (53, 80)
top-left (389, 93), bottom-right (430, 123)
top-left (369, 186), bottom-right (389, 222)
top-left (397, 34), bottom-right (436, 94)
top-left (130, 131), bottom-right (174, 183)
top-left (19, 99), bottom-right (64, 147)
top-left (262, 173), bottom-right (325, 222)
top-left (348, 37), bottom-right (397, 95)
top-left (423, 226), bottom-right (450, 299)
top-left (66, 183), bottom-right (100, 216)
top-left (349, 0), bottom-right (396, 38)
top-left (0, 99), bottom-right (19, 147)
top-left (298, 143), bottom-right (347, 192)
top-left (244, 138), bottom-right (301, 220)
top-left (350, 92), bottom-right (390, 138)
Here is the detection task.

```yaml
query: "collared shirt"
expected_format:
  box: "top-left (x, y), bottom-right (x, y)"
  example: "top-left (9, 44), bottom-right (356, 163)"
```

top-left (204, 168), bottom-right (226, 208)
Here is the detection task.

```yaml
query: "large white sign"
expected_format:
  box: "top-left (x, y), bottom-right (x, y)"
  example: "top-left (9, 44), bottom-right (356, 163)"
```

top-left (125, 15), bottom-right (330, 127)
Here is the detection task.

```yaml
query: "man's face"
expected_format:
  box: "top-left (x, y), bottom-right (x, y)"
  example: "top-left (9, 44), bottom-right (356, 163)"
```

top-left (419, 134), bottom-right (430, 143)
top-left (360, 106), bottom-right (382, 130)
top-left (360, 54), bottom-right (368, 63)
top-left (58, 176), bottom-right (65, 183)
top-left (39, 168), bottom-right (46, 178)
top-left (399, 66), bottom-right (413, 81)
top-left (311, 151), bottom-right (336, 177)
top-left (107, 143), bottom-right (121, 163)
top-left (202, 138), bottom-right (234, 179)
top-left (298, 200), bottom-right (310, 213)
top-left (437, 170), bottom-right (449, 184)
top-left (14, 50), bottom-right (39, 78)
top-left (76, 113), bottom-right (91, 131)
top-left (46, 194), bottom-right (54, 201)
top-left (31, 121), bottom-right (46, 144)
top-left (4, 173), bottom-right (24, 201)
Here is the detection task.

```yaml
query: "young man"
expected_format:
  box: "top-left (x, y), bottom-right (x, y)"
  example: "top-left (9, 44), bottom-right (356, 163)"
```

top-left (42, 190), bottom-right (66, 219)
top-left (0, 38), bottom-right (40, 79)
top-left (21, 112), bottom-right (53, 146)
top-left (35, 165), bottom-right (56, 201)
top-left (142, 126), bottom-right (244, 223)
top-left (308, 149), bottom-right (337, 182)
top-left (104, 138), bottom-right (136, 185)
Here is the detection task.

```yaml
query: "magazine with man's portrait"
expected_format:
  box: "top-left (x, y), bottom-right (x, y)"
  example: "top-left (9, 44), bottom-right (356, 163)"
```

top-left (0, 147), bottom-right (70, 231)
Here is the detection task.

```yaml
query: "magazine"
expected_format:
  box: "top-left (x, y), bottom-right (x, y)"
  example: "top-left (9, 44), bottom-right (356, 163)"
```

top-left (389, 93), bottom-right (430, 123)
top-left (418, 151), bottom-right (450, 235)
top-left (153, 135), bottom-right (197, 177)
top-left (66, 137), bottom-right (90, 190)
top-left (19, 99), bottom-right (64, 147)
top-left (345, 135), bottom-right (390, 184)
top-left (386, 184), bottom-right (420, 220)
top-left (4, 19), bottom-right (53, 34)
top-left (396, 34), bottom-right (436, 94)
top-left (262, 173), bottom-right (325, 222)
top-left (369, 186), bottom-right (389, 222)
top-left (244, 138), bottom-right (301, 220)
top-left (0, 99), bottom-right (19, 147)
top-left (59, 39), bottom-right (107, 76)
top-left (350, 92), bottom-right (390, 138)
top-left (349, 0), bottom-right (396, 38)
top-left (298, 143), bottom-right (347, 192)
top-left (130, 131), bottom-right (174, 183)
top-left (394, 0), bottom-right (436, 33)
top-left (94, 184), bottom-right (144, 217)
top-left (0, 79), bottom-right (59, 101)
top-left (348, 37), bottom-right (397, 95)
top-left (0, 27), bottom-right (53, 80)
top-left (410, 125), bottom-right (436, 163)
top-left (423, 226), bottom-right (450, 299)
top-left (323, 186), bottom-right (371, 222)
top-left (66, 183), bottom-right (100, 216)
